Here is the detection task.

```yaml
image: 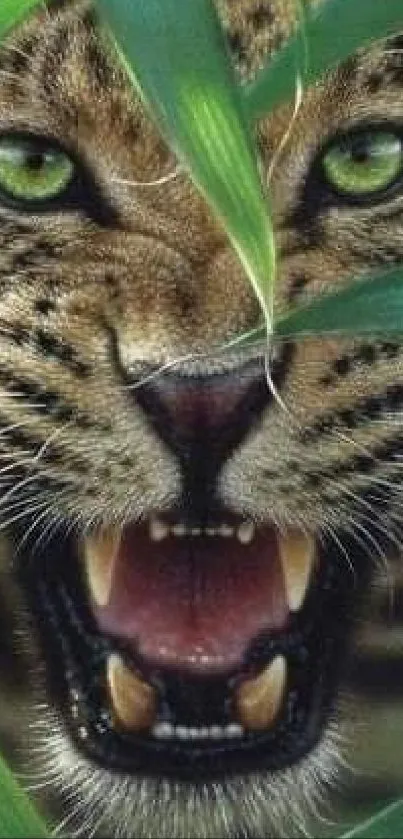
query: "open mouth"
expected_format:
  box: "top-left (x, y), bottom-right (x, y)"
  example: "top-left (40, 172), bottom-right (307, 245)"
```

top-left (19, 512), bottom-right (357, 780)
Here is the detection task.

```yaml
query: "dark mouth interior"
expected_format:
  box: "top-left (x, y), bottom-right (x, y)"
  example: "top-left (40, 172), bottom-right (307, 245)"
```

top-left (17, 520), bottom-right (358, 781)
top-left (93, 520), bottom-right (287, 673)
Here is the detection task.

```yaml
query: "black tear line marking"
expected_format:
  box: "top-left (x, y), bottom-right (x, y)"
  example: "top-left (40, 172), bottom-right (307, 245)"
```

top-left (300, 385), bottom-right (403, 445)
top-left (0, 365), bottom-right (97, 431)
top-left (0, 319), bottom-right (91, 379)
top-left (35, 329), bottom-right (91, 379)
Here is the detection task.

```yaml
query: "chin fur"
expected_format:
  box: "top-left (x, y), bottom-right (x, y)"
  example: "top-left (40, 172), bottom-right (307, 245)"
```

top-left (21, 697), bottom-right (348, 839)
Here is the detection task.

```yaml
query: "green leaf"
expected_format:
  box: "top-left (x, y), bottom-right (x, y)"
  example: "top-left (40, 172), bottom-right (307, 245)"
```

top-left (0, 0), bottom-right (43, 40)
top-left (237, 266), bottom-right (403, 344)
top-left (246, 0), bottom-right (403, 119)
top-left (277, 267), bottom-right (403, 338)
top-left (95, 0), bottom-right (276, 330)
top-left (0, 752), bottom-right (49, 838)
top-left (342, 798), bottom-right (403, 838)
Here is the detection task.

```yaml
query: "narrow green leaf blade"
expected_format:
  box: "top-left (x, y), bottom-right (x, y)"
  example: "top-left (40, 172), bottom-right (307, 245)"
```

top-left (96, 0), bottom-right (276, 328)
top-left (342, 798), bottom-right (403, 838)
top-left (246, 0), bottom-right (403, 119)
top-left (276, 267), bottom-right (403, 339)
top-left (0, 752), bottom-right (49, 838)
top-left (237, 267), bottom-right (403, 345)
top-left (0, 0), bottom-right (43, 41)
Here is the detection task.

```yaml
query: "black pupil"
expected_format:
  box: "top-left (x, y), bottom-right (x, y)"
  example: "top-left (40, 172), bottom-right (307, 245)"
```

top-left (25, 151), bottom-right (46, 172)
top-left (350, 139), bottom-right (371, 164)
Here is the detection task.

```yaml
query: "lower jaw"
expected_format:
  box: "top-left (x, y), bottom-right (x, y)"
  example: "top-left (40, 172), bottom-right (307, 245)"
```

top-left (16, 529), bottom-right (360, 782)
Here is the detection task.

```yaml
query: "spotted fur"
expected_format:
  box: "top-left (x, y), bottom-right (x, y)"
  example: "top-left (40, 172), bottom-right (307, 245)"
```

top-left (0, 0), bottom-right (402, 836)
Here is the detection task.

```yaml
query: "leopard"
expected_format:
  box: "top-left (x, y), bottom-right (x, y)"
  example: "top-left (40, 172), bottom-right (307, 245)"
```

top-left (0, 0), bottom-right (403, 836)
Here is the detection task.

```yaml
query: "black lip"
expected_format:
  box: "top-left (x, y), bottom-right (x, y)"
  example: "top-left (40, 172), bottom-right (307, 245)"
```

top-left (17, 526), bottom-right (363, 782)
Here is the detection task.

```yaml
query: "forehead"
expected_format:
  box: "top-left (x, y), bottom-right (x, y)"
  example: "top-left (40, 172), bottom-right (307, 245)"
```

top-left (0, 0), bottom-right (401, 176)
top-left (0, 0), bottom-right (338, 105)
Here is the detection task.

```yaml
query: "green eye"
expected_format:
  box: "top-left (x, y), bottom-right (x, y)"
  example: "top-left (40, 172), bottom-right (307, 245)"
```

top-left (0, 137), bottom-right (74, 203)
top-left (322, 130), bottom-right (403, 198)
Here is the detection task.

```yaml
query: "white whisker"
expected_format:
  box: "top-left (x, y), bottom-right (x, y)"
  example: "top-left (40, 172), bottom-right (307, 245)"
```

top-left (111, 164), bottom-right (182, 190)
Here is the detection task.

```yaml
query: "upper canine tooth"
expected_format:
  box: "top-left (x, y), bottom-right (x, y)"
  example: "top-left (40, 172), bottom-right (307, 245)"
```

top-left (278, 530), bottom-right (315, 612)
top-left (237, 522), bottom-right (255, 545)
top-left (149, 517), bottom-right (169, 542)
top-left (235, 655), bottom-right (287, 731)
top-left (107, 653), bottom-right (157, 732)
top-left (84, 526), bottom-right (121, 607)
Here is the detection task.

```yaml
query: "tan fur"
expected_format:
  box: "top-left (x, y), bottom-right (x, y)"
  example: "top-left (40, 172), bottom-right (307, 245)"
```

top-left (0, 1), bottom-right (402, 835)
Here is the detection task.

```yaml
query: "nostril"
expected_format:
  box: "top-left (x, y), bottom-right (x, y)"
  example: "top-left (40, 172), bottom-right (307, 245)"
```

top-left (130, 350), bottom-right (292, 467)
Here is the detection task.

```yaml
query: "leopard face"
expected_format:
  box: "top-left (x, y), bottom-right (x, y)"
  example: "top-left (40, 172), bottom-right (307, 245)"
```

top-left (0, 1), bottom-right (403, 836)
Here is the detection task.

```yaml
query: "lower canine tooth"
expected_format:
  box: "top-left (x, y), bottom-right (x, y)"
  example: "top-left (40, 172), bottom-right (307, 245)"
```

top-left (84, 526), bottom-right (121, 607)
top-left (235, 655), bottom-right (287, 731)
top-left (279, 530), bottom-right (315, 612)
top-left (107, 654), bottom-right (157, 732)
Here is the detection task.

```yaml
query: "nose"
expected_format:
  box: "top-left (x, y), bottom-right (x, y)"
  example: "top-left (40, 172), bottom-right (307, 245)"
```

top-left (132, 351), bottom-right (291, 494)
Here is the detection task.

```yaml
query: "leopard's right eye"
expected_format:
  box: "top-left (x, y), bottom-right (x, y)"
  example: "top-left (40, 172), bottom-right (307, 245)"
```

top-left (321, 129), bottom-right (403, 201)
top-left (0, 135), bottom-right (75, 205)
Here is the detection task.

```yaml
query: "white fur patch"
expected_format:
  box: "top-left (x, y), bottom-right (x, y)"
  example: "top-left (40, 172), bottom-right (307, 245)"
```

top-left (22, 703), bottom-right (348, 838)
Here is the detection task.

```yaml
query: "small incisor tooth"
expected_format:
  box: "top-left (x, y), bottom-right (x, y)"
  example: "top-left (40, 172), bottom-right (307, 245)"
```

top-left (84, 527), bottom-right (121, 607)
top-left (279, 530), bottom-right (315, 613)
top-left (235, 655), bottom-right (286, 731)
top-left (150, 517), bottom-right (169, 542)
top-left (237, 522), bottom-right (255, 545)
top-left (107, 653), bottom-right (157, 732)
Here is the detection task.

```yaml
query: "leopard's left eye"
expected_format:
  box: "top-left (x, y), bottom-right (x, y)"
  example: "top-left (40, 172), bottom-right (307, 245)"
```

top-left (321, 129), bottom-right (403, 200)
top-left (0, 135), bottom-right (75, 204)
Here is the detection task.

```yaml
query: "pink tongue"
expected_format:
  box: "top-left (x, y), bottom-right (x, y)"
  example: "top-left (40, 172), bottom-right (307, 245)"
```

top-left (93, 526), bottom-right (288, 674)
